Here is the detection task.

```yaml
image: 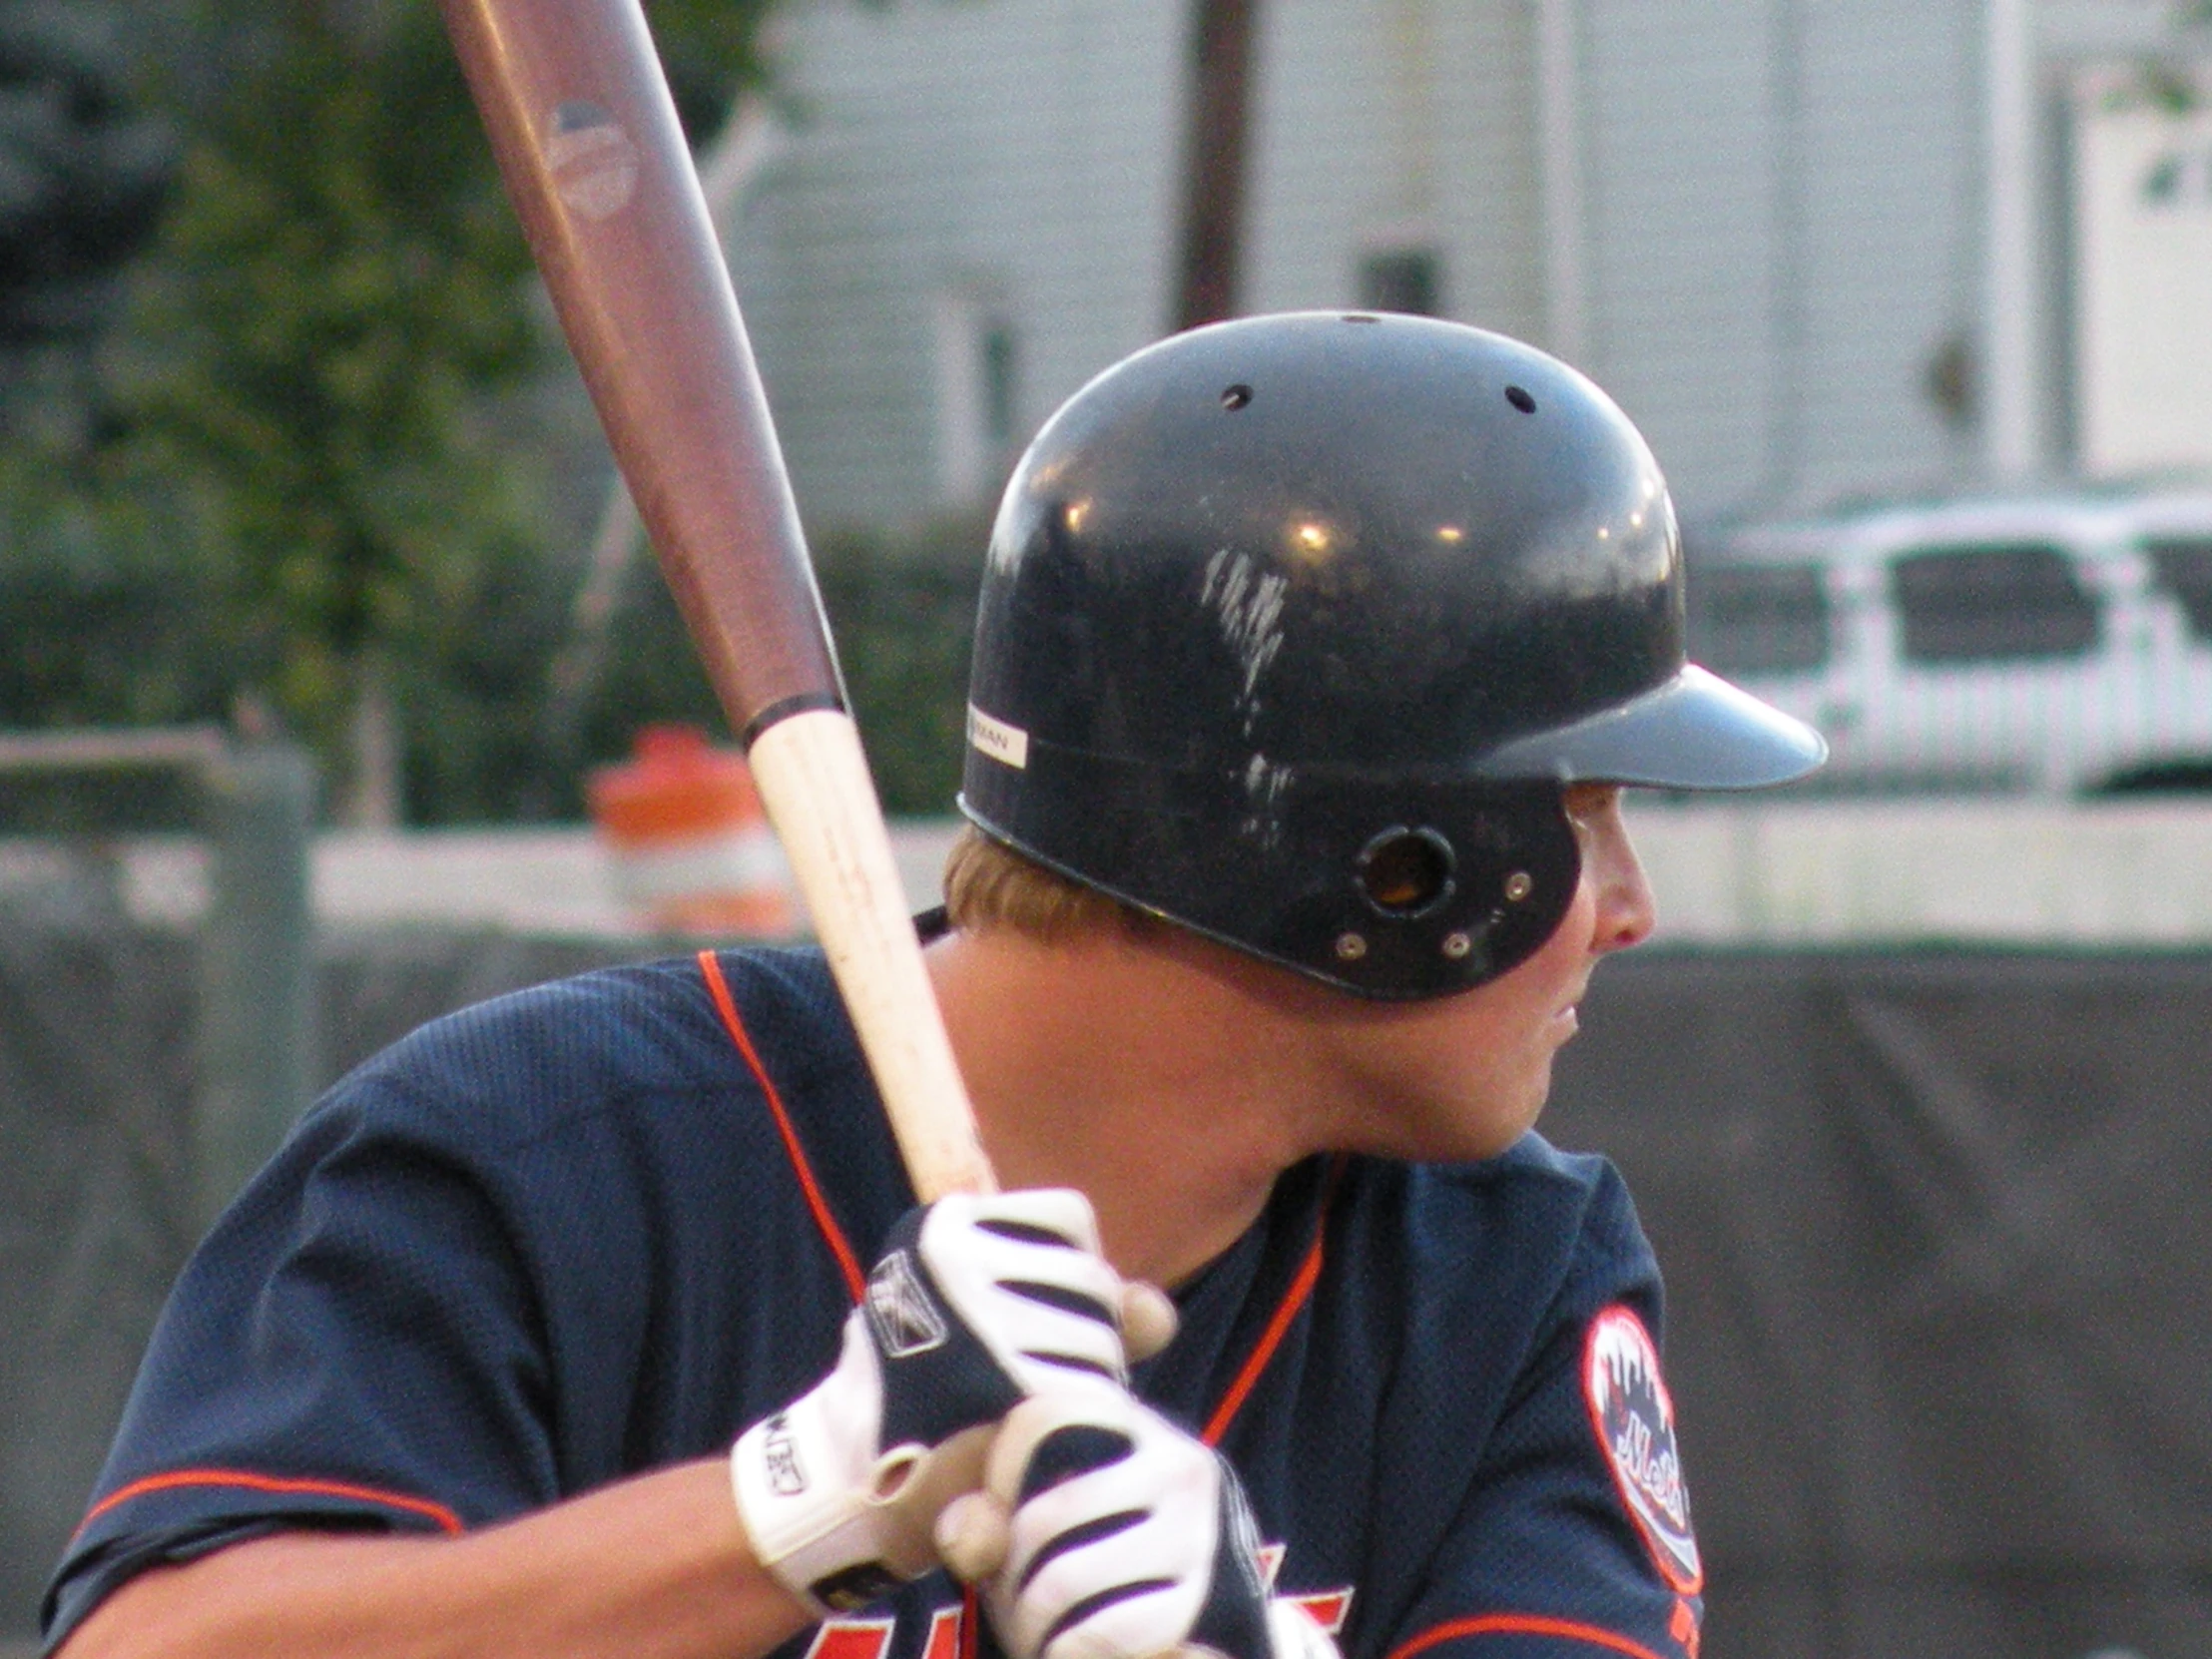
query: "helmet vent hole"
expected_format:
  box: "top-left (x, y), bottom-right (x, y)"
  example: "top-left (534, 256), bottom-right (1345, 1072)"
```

top-left (1357, 828), bottom-right (1457, 919)
top-left (1504, 385), bottom-right (1537, 414)
top-left (1221, 383), bottom-right (1253, 411)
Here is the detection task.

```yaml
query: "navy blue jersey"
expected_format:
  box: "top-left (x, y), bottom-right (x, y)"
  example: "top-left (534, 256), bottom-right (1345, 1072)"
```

top-left (44, 946), bottom-right (1704, 1659)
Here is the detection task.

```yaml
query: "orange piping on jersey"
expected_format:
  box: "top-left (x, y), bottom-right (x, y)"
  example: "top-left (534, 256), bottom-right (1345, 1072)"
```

top-left (1668, 1597), bottom-right (1701, 1658)
top-left (1201, 1157), bottom-right (1345, 1447)
top-left (698, 949), bottom-right (868, 1305)
top-left (74, 1468), bottom-right (463, 1542)
top-left (1387, 1612), bottom-right (1672, 1659)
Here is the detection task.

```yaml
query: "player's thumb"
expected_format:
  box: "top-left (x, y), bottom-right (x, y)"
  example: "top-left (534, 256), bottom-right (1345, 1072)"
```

top-left (934, 1488), bottom-right (1011, 1582)
top-left (1121, 1280), bottom-right (1179, 1363)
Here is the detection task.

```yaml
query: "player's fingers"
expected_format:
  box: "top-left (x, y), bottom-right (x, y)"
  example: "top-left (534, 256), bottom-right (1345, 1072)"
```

top-left (983, 1389), bottom-right (1136, 1506)
top-left (960, 1188), bottom-right (1105, 1255)
top-left (1119, 1281), bottom-right (1179, 1362)
top-left (1035, 1583), bottom-right (1205, 1659)
top-left (922, 1193), bottom-right (1131, 1382)
top-left (985, 1285), bottom-right (1131, 1385)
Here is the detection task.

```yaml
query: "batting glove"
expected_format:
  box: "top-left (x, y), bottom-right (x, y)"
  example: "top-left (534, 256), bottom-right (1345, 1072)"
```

top-left (732, 1190), bottom-right (1178, 1616)
top-left (936, 1389), bottom-right (1342, 1659)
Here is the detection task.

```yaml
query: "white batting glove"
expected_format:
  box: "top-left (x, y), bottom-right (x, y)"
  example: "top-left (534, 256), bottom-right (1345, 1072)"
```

top-left (732, 1191), bottom-right (1178, 1615)
top-left (937, 1389), bottom-right (1341, 1659)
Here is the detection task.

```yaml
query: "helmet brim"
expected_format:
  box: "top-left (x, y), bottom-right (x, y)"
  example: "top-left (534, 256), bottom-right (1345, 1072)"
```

top-left (1470, 664), bottom-right (1828, 791)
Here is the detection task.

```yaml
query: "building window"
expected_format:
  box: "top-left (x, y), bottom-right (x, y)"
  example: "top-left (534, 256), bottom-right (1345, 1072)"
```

top-left (934, 289), bottom-right (1018, 506)
top-left (1359, 249), bottom-right (1442, 317)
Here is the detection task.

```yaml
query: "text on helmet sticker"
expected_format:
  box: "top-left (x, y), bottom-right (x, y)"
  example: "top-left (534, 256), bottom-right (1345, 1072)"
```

top-left (1582, 1304), bottom-right (1703, 1593)
top-left (967, 705), bottom-right (1030, 770)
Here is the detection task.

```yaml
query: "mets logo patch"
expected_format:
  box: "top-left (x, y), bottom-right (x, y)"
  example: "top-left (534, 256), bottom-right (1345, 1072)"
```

top-left (1582, 1305), bottom-right (1702, 1593)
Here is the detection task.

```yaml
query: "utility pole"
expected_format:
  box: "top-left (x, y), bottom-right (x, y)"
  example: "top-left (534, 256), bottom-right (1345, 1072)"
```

top-left (1174, 0), bottom-right (1261, 330)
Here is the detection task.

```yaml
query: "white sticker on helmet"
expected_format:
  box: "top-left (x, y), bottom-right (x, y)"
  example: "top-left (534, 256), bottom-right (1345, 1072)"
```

top-left (968, 706), bottom-right (1030, 770)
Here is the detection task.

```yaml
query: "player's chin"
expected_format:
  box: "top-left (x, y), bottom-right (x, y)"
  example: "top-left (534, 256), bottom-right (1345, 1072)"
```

top-left (1489, 1075), bottom-right (1557, 1154)
top-left (1383, 1068), bottom-right (1556, 1163)
top-left (1483, 1050), bottom-right (1564, 1150)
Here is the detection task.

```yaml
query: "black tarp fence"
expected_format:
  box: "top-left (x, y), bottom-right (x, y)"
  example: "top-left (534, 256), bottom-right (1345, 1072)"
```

top-left (4, 918), bottom-right (2208, 1658)
top-left (1542, 950), bottom-right (2212, 1659)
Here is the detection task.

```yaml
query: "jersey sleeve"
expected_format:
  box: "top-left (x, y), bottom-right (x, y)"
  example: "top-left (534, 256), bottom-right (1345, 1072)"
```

top-left (1382, 1160), bottom-right (1704, 1659)
top-left (41, 1061), bottom-right (562, 1647)
top-left (42, 950), bottom-right (891, 1655)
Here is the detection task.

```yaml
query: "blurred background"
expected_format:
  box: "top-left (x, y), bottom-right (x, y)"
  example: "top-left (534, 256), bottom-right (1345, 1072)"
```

top-left (3, 0), bottom-right (2211, 1654)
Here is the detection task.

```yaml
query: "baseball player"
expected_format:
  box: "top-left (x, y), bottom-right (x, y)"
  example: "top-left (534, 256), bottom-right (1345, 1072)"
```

top-left (44, 313), bottom-right (1822, 1659)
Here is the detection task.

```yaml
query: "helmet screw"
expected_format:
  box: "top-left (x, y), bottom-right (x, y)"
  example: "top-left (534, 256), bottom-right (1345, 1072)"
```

top-left (1441, 931), bottom-right (1472, 959)
top-left (1334, 931), bottom-right (1369, 961)
top-left (1502, 871), bottom-right (1534, 902)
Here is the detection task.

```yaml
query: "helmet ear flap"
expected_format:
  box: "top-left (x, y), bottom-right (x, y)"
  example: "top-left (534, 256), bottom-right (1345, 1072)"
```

top-left (1431, 794), bottom-right (1584, 985)
top-left (1257, 785), bottom-right (1583, 996)
top-left (963, 748), bottom-right (1584, 998)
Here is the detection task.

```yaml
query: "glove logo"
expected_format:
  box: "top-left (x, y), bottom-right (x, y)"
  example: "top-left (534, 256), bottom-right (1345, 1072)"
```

top-left (764, 1412), bottom-right (808, 1495)
top-left (865, 1250), bottom-right (950, 1358)
top-left (1582, 1305), bottom-right (1702, 1593)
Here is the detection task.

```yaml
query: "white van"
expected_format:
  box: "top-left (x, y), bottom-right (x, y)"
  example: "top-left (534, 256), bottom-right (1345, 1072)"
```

top-left (1686, 489), bottom-right (2212, 795)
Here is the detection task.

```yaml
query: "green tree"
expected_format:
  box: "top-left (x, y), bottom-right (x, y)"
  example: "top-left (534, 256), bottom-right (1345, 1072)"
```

top-left (113, 5), bottom-right (543, 814)
top-left (0, 4), bottom-right (173, 358)
top-left (127, 2), bottom-right (776, 821)
top-left (0, 0), bottom-right (198, 749)
top-left (1, 0), bottom-right (778, 823)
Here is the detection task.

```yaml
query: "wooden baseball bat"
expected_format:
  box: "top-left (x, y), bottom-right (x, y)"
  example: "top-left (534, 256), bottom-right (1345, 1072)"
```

top-left (439, 0), bottom-right (994, 1201)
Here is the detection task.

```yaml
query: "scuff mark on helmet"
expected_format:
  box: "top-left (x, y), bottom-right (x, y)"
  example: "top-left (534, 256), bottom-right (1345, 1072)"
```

top-left (1202, 547), bottom-right (1288, 736)
top-left (1238, 752), bottom-right (1295, 850)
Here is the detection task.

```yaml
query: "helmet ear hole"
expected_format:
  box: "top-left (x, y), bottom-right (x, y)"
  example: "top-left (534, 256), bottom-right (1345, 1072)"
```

top-left (1357, 828), bottom-right (1456, 919)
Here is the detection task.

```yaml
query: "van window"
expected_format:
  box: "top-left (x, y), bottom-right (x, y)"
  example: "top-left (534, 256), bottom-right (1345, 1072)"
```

top-left (1891, 544), bottom-right (2099, 664)
top-left (2142, 538), bottom-right (2212, 640)
top-left (1687, 564), bottom-right (1830, 674)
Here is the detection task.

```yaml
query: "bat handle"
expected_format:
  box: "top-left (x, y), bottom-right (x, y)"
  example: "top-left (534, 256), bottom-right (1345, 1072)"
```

top-left (747, 709), bottom-right (998, 1202)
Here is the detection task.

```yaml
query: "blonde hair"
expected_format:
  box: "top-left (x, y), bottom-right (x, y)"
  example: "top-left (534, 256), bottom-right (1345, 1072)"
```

top-left (940, 825), bottom-right (1158, 942)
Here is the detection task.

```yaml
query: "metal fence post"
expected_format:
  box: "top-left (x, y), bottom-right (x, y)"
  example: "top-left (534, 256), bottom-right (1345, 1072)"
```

top-left (194, 742), bottom-right (319, 1232)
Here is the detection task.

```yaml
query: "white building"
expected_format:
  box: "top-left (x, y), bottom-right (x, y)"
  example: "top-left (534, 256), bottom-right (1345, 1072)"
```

top-left (722, 0), bottom-right (2212, 535)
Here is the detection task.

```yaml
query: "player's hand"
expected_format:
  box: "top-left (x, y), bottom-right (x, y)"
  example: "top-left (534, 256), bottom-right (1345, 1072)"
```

top-left (937, 1389), bottom-right (1341, 1659)
top-left (732, 1190), bottom-right (1178, 1615)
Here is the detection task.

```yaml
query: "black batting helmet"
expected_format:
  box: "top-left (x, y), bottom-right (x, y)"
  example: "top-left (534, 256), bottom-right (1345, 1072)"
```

top-left (959, 311), bottom-right (1823, 998)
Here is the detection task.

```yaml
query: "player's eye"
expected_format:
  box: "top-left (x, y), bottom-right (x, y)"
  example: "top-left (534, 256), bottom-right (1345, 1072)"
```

top-left (1562, 783), bottom-right (1623, 831)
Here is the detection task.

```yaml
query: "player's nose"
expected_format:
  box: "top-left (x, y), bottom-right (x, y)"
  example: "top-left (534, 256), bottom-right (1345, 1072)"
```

top-left (1584, 802), bottom-right (1657, 954)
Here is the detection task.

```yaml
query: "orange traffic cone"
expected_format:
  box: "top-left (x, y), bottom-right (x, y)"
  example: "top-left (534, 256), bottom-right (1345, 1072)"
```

top-left (586, 725), bottom-right (797, 935)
